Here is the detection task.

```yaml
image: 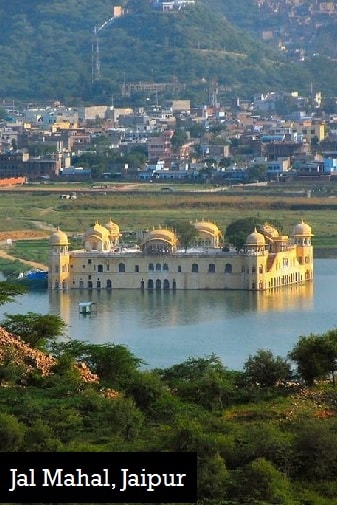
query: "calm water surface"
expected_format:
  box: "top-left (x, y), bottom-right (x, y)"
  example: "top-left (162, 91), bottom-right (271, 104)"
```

top-left (1, 258), bottom-right (336, 370)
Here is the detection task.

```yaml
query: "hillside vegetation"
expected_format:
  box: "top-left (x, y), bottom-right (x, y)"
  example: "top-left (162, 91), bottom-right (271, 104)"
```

top-left (0, 0), bottom-right (336, 102)
top-left (1, 318), bottom-right (337, 503)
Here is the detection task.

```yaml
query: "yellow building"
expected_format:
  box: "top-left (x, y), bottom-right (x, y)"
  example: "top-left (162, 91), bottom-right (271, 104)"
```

top-left (291, 120), bottom-right (325, 144)
top-left (48, 220), bottom-right (313, 291)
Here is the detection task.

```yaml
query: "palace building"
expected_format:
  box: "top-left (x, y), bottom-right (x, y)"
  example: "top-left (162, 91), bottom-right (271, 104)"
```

top-left (48, 219), bottom-right (313, 291)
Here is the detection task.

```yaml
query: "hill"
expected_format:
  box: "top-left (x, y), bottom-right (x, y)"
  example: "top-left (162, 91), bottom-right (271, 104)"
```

top-left (0, 0), bottom-right (337, 103)
top-left (0, 326), bottom-right (99, 383)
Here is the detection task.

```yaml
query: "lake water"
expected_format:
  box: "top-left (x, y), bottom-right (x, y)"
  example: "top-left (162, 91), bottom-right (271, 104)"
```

top-left (1, 258), bottom-right (336, 371)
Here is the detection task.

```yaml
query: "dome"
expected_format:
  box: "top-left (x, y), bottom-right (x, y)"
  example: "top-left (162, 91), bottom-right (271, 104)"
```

top-left (84, 222), bottom-right (110, 241)
top-left (145, 228), bottom-right (177, 246)
top-left (194, 220), bottom-right (221, 237)
top-left (246, 227), bottom-right (266, 247)
top-left (49, 227), bottom-right (68, 246)
top-left (105, 219), bottom-right (120, 237)
top-left (293, 220), bottom-right (313, 237)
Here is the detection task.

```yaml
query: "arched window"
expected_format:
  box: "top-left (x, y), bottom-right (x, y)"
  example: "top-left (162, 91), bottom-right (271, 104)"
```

top-left (119, 263), bottom-right (125, 273)
top-left (107, 279), bottom-right (112, 289)
top-left (148, 263), bottom-right (154, 271)
top-left (156, 263), bottom-right (161, 271)
top-left (156, 279), bottom-right (161, 290)
top-left (97, 280), bottom-right (101, 289)
top-left (98, 264), bottom-right (103, 273)
top-left (147, 279), bottom-right (154, 289)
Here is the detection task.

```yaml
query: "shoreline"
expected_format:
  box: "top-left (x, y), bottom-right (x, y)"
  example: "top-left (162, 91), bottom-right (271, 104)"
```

top-left (314, 248), bottom-right (337, 258)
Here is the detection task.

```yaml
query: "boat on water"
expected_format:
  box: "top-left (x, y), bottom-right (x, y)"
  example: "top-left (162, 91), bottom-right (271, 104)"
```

top-left (17, 269), bottom-right (48, 289)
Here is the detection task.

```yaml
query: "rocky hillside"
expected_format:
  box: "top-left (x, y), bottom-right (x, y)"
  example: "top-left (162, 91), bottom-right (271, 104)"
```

top-left (0, 326), bottom-right (99, 383)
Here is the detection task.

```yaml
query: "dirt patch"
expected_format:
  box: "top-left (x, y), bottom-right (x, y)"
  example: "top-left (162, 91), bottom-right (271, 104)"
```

top-left (0, 230), bottom-right (49, 241)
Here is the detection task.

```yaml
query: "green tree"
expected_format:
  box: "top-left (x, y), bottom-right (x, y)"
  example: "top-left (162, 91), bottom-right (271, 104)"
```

top-left (0, 413), bottom-right (25, 451)
top-left (166, 219), bottom-right (198, 252)
top-left (227, 422), bottom-right (294, 476)
top-left (50, 341), bottom-right (143, 388)
top-left (292, 420), bottom-right (337, 480)
top-left (225, 217), bottom-right (283, 250)
top-left (225, 216), bottom-right (261, 249)
top-left (125, 371), bottom-right (167, 411)
top-left (1, 312), bottom-right (66, 349)
top-left (27, 143), bottom-right (58, 157)
top-left (171, 128), bottom-right (189, 153)
top-left (0, 348), bottom-right (25, 385)
top-left (244, 349), bottom-right (292, 387)
top-left (23, 419), bottom-right (62, 451)
top-left (105, 397), bottom-right (144, 442)
top-left (159, 354), bottom-right (238, 409)
top-left (0, 282), bottom-right (25, 306)
top-left (246, 163), bottom-right (267, 182)
top-left (289, 333), bottom-right (337, 386)
top-left (124, 145), bottom-right (148, 169)
top-left (188, 123), bottom-right (206, 138)
top-left (230, 457), bottom-right (295, 504)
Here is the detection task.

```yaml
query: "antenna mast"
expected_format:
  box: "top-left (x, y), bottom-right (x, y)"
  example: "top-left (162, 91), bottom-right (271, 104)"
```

top-left (91, 12), bottom-right (120, 83)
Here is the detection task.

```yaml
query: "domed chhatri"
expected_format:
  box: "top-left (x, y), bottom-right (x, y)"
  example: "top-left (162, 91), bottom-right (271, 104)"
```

top-left (246, 227), bottom-right (266, 247)
top-left (145, 228), bottom-right (177, 243)
top-left (104, 219), bottom-right (121, 246)
top-left (48, 218), bottom-right (314, 292)
top-left (142, 228), bottom-right (177, 252)
top-left (293, 220), bottom-right (313, 237)
top-left (49, 227), bottom-right (69, 246)
top-left (84, 222), bottom-right (110, 240)
top-left (194, 220), bottom-right (222, 248)
top-left (83, 222), bottom-right (111, 252)
top-left (105, 219), bottom-right (120, 236)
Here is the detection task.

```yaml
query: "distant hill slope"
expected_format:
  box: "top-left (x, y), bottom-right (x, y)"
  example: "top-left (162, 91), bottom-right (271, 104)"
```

top-left (0, 0), bottom-right (336, 102)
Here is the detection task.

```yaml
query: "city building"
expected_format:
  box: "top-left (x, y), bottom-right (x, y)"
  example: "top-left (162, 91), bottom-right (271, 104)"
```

top-left (49, 219), bottom-right (313, 291)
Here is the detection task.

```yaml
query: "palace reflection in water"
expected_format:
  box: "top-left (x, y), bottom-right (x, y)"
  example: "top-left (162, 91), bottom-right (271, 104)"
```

top-left (1, 259), bottom-right (335, 370)
top-left (50, 280), bottom-right (314, 326)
